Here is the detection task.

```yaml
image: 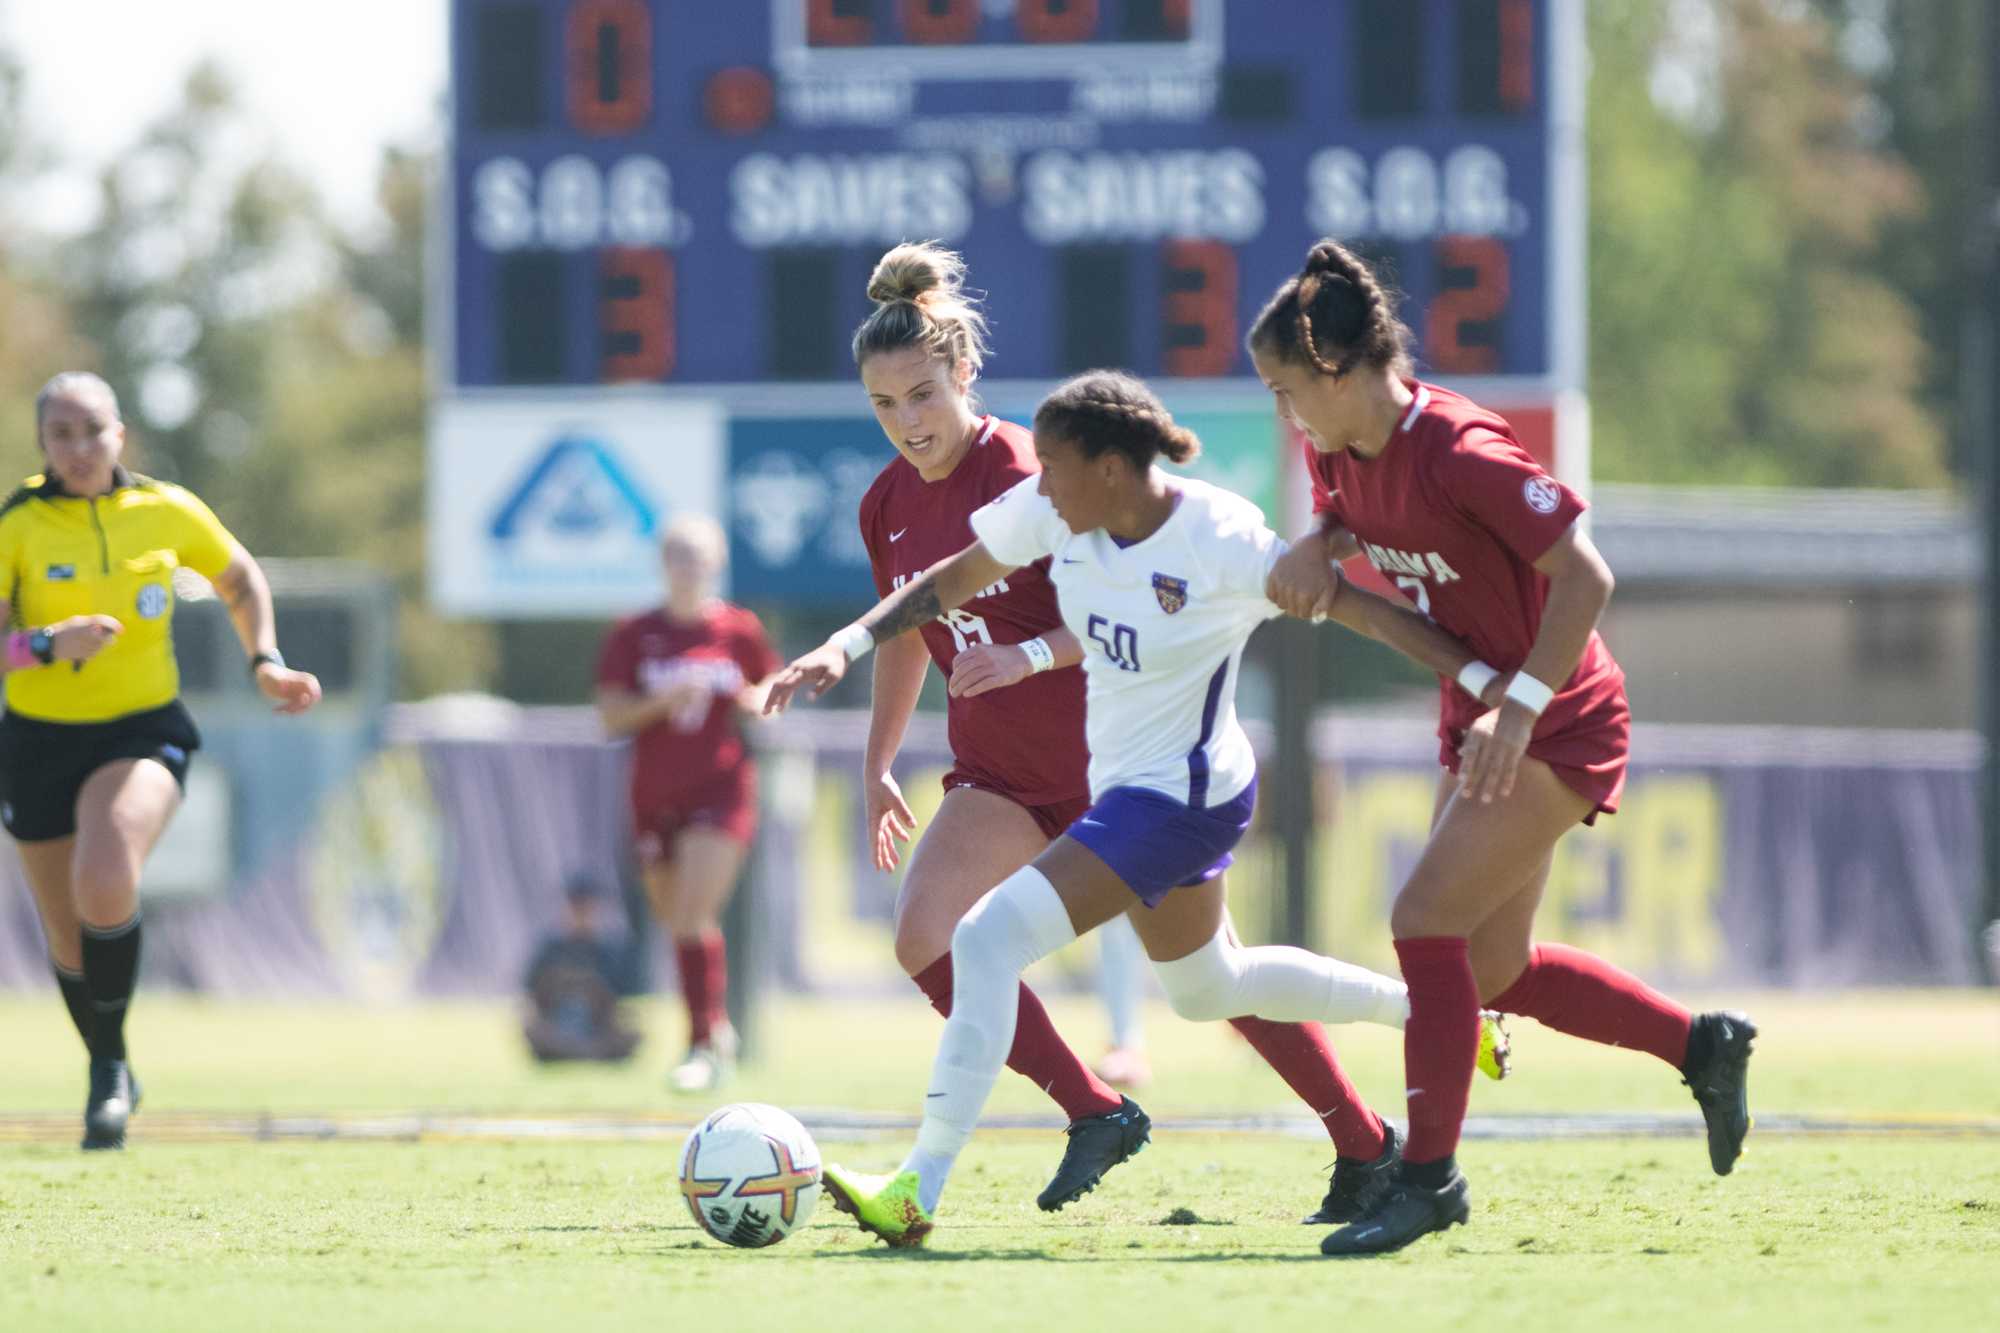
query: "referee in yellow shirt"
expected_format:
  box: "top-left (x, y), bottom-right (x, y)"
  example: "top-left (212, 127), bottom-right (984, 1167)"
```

top-left (1, 372), bottom-right (322, 1150)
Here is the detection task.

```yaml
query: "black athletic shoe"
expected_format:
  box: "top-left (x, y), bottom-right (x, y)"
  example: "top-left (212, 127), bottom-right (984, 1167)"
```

top-left (1303, 1122), bottom-right (1402, 1225)
top-left (1036, 1096), bottom-right (1150, 1212)
top-left (1320, 1170), bottom-right (1471, 1256)
top-left (82, 1058), bottom-right (134, 1151)
top-left (1683, 1009), bottom-right (1757, 1175)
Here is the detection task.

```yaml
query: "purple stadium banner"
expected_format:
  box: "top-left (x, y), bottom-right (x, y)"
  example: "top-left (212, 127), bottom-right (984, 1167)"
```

top-left (0, 711), bottom-right (1983, 996)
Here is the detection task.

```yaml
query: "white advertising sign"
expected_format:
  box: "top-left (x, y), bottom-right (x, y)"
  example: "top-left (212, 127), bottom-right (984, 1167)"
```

top-left (428, 394), bottom-right (725, 616)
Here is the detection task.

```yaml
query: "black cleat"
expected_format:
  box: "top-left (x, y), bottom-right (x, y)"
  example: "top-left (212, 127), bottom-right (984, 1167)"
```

top-left (1683, 1009), bottom-right (1757, 1175)
top-left (1303, 1122), bottom-right (1402, 1225)
top-left (1320, 1170), bottom-right (1471, 1256)
top-left (82, 1058), bottom-right (134, 1151)
top-left (1036, 1096), bottom-right (1150, 1212)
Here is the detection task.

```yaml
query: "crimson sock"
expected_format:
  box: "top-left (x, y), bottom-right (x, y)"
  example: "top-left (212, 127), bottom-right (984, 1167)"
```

top-left (675, 932), bottom-right (727, 1046)
top-left (1230, 1016), bottom-right (1386, 1160)
top-left (1395, 936), bottom-right (1481, 1166)
top-left (1490, 942), bottom-right (1692, 1068)
top-left (911, 954), bottom-right (1123, 1121)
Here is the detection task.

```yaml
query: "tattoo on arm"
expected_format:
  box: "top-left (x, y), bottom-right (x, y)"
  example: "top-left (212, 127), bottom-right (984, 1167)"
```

top-left (858, 575), bottom-right (942, 643)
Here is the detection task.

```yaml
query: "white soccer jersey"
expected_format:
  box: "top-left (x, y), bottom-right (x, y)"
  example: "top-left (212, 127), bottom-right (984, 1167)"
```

top-left (970, 474), bottom-right (1284, 807)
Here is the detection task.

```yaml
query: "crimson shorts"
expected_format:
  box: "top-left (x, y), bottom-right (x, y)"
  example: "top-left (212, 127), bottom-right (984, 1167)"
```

top-left (632, 770), bottom-right (757, 863)
top-left (1439, 689), bottom-right (1631, 826)
top-left (942, 770), bottom-right (1092, 843)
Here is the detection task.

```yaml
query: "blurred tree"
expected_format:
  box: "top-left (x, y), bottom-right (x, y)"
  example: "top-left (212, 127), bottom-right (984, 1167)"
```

top-left (55, 63), bottom-right (310, 501)
top-left (43, 63), bottom-right (491, 696)
top-left (1808, 0), bottom-right (1988, 479)
top-left (1588, 0), bottom-right (1944, 487)
top-left (266, 145), bottom-right (500, 698)
top-left (0, 46), bottom-right (93, 474)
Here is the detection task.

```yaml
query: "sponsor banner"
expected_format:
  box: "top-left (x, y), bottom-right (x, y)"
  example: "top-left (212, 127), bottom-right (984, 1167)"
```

top-left (429, 394), bottom-right (725, 616)
top-left (727, 417), bottom-right (884, 604)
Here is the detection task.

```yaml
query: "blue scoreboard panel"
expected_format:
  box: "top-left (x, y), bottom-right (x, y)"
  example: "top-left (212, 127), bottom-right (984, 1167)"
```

top-left (447, 0), bottom-right (1571, 390)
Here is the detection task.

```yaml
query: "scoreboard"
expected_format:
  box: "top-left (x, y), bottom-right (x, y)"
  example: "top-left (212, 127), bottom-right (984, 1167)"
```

top-left (444, 0), bottom-right (1583, 393)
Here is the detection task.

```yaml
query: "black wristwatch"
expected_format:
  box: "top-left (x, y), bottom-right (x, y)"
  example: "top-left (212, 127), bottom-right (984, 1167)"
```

top-left (28, 627), bottom-right (55, 666)
top-left (249, 648), bottom-right (286, 676)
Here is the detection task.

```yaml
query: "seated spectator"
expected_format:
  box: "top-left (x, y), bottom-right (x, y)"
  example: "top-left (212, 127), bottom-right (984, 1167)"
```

top-left (523, 876), bottom-right (642, 1063)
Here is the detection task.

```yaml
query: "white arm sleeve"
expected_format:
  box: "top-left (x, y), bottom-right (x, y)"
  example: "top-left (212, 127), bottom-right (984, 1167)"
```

top-left (968, 474), bottom-right (1066, 567)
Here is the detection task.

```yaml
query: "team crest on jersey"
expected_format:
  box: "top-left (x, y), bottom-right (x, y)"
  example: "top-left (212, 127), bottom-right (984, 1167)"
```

top-left (1152, 572), bottom-right (1189, 614)
top-left (1523, 476), bottom-right (1563, 515)
top-left (136, 583), bottom-right (168, 619)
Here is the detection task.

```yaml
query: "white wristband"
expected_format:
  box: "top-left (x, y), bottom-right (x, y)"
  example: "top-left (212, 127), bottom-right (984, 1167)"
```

top-left (829, 623), bottom-right (874, 664)
top-left (1456, 660), bottom-right (1499, 699)
top-left (1503, 671), bottom-right (1555, 716)
top-left (1019, 637), bottom-right (1056, 674)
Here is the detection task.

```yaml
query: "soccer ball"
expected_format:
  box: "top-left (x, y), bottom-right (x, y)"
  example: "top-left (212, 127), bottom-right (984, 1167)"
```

top-left (679, 1102), bottom-right (822, 1248)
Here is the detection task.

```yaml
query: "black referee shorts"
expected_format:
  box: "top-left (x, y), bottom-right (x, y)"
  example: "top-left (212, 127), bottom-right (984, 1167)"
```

top-left (0, 700), bottom-right (201, 842)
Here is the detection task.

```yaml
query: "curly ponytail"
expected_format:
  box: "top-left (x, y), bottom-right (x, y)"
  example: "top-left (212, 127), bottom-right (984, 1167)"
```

top-left (1033, 370), bottom-right (1202, 471)
top-left (1248, 240), bottom-right (1412, 379)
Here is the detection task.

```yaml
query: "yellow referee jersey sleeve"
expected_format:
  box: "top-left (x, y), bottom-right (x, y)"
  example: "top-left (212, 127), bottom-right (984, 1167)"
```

top-left (160, 483), bottom-right (236, 581)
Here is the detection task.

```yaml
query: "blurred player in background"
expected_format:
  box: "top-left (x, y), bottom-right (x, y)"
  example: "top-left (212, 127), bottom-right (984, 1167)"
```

top-left (769, 370), bottom-right (1512, 1247)
top-left (1, 372), bottom-right (322, 1150)
top-left (596, 514), bottom-right (779, 1093)
top-left (847, 246), bottom-right (1504, 1219)
top-left (1252, 241), bottom-right (1757, 1256)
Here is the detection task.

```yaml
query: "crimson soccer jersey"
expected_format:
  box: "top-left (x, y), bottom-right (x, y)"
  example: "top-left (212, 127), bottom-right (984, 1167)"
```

top-left (595, 602), bottom-right (781, 814)
top-left (1306, 381), bottom-right (1628, 765)
top-left (858, 415), bottom-right (1090, 808)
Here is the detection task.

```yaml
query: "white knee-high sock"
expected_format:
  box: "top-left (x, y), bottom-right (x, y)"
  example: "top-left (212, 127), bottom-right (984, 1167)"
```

top-left (1098, 913), bottom-right (1146, 1050)
top-left (902, 866), bottom-right (1076, 1213)
top-left (1152, 928), bottom-right (1408, 1028)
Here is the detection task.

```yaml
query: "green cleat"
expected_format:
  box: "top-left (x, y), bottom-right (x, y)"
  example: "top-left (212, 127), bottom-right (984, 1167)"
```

top-left (1476, 1010), bottom-right (1511, 1081)
top-left (821, 1164), bottom-right (934, 1248)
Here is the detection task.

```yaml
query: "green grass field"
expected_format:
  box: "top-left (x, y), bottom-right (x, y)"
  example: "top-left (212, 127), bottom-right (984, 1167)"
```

top-left (3, 990), bottom-right (1997, 1333)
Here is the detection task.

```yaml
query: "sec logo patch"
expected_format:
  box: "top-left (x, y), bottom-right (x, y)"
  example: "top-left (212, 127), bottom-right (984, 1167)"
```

top-left (136, 583), bottom-right (169, 619)
top-left (1523, 476), bottom-right (1562, 515)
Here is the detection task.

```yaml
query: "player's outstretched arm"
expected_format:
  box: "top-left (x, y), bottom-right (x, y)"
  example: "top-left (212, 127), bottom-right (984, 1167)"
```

top-left (1320, 570), bottom-right (1494, 687)
top-left (1266, 523), bottom-right (1360, 618)
top-left (765, 540), bottom-right (1018, 713)
top-left (947, 625), bottom-right (1081, 700)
